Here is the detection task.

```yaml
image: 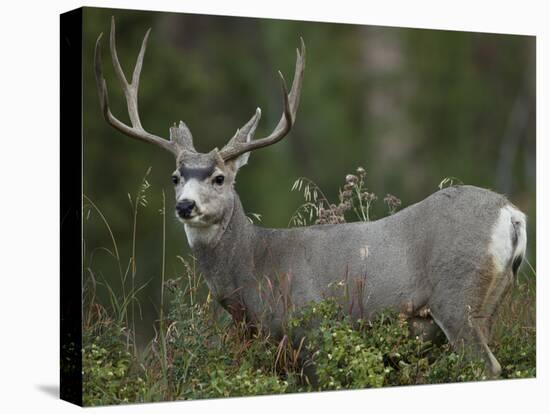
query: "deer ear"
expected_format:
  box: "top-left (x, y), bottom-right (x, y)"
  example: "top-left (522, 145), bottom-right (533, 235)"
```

top-left (220, 108), bottom-right (261, 173)
top-left (233, 151), bottom-right (251, 170)
top-left (224, 150), bottom-right (251, 173)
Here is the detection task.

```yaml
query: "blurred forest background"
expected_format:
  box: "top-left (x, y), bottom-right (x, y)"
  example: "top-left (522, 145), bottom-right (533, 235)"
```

top-left (82, 7), bottom-right (536, 345)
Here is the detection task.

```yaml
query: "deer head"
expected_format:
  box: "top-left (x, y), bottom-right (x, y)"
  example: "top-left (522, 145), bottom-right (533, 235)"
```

top-left (94, 18), bottom-right (305, 229)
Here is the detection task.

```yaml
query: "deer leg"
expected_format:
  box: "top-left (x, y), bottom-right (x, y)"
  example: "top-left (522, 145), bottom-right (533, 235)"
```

top-left (430, 305), bottom-right (502, 377)
top-left (468, 316), bottom-right (502, 377)
top-left (473, 269), bottom-right (514, 375)
top-left (300, 352), bottom-right (319, 388)
top-left (428, 267), bottom-right (506, 379)
top-left (408, 316), bottom-right (445, 345)
top-left (428, 256), bottom-right (519, 378)
top-left (479, 269), bottom-right (514, 342)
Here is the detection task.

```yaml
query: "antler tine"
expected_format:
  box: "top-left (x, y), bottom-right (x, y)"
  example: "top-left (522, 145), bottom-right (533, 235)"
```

top-left (220, 38), bottom-right (306, 161)
top-left (93, 18), bottom-right (180, 156)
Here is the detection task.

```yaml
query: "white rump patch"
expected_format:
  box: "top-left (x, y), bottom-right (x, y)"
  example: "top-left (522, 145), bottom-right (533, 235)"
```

top-left (488, 205), bottom-right (527, 273)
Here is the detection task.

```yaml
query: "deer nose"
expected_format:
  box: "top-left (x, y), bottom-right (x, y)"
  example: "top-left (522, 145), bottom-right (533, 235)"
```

top-left (176, 199), bottom-right (196, 218)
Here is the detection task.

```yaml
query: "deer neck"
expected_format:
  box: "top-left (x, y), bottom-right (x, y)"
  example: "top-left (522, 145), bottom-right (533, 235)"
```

top-left (184, 191), bottom-right (255, 297)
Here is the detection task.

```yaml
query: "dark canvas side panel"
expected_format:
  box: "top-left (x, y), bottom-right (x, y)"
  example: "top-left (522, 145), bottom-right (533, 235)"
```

top-left (60, 7), bottom-right (83, 407)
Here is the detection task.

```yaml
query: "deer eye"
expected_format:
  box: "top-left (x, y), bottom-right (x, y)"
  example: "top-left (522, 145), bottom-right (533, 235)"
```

top-left (171, 175), bottom-right (179, 185)
top-left (213, 175), bottom-right (225, 186)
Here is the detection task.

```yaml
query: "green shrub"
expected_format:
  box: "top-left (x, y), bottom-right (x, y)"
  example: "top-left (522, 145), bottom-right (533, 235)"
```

top-left (159, 283), bottom-right (297, 399)
top-left (495, 326), bottom-right (536, 379)
top-left (288, 299), bottom-right (495, 388)
top-left (492, 278), bottom-right (536, 379)
top-left (289, 299), bottom-right (386, 389)
top-left (82, 285), bottom-right (535, 403)
top-left (195, 365), bottom-right (290, 398)
top-left (82, 325), bottom-right (147, 406)
top-left (424, 343), bottom-right (487, 383)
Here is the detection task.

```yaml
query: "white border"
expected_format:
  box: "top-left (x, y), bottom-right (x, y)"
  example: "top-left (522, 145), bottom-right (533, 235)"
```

top-left (0, 0), bottom-right (547, 412)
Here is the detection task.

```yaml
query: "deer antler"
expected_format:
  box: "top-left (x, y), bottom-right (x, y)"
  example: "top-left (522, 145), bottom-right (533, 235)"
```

top-left (219, 39), bottom-right (306, 161)
top-left (94, 17), bottom-right (194, 156)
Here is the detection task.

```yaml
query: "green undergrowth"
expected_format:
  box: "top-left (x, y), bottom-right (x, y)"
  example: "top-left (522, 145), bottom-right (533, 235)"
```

top-left (83, 271), bottom-right (535, 406)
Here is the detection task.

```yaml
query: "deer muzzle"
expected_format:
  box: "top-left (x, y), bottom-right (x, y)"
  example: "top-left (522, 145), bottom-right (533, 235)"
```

top-left (176, 199), bottom-right (196, 219)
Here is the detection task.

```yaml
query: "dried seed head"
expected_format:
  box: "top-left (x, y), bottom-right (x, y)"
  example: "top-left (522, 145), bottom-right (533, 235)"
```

top-left (384, 194), bottom-right (402, 207)
top-left (362, 192), bottom-right (377, 202)
top-left (345, 174), bottom-right (358, 184)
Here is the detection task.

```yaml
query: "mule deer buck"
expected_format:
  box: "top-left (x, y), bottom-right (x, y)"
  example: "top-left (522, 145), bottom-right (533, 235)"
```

top-left (94, 19), bottom-right (527, 377)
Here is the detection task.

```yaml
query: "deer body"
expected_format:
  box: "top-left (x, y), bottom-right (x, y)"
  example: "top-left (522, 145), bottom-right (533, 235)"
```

top-left (94, 19), bottom-right (527, 377)
top-left (189, 185), bottom-right (525, 346)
